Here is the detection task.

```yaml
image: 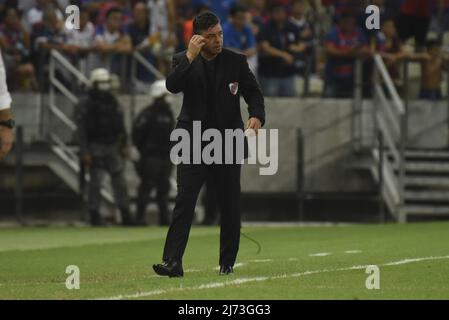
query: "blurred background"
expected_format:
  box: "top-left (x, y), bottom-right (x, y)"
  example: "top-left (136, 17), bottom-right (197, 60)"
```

top-left (2, 0), bottom-right (449, 226)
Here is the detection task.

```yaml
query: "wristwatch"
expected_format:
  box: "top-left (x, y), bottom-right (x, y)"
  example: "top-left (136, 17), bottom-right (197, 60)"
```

top-left (0, 119), bottom-right (15, 129)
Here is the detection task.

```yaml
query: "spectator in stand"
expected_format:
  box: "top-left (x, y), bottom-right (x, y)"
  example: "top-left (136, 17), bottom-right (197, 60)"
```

top-left (257, 1), bottom-right (305, 97)
top-left (127, 1), bottom-right (158, 90)
top-left (64, 9), bottom-right (96, 74)
top-left (92, 7), bottom-right (132, 74)
top-left (96, 0), bottom-right (132, 26)
top-left (395, 0), bottom-right (444, 51)
top-left (323, 11), bottom-right (372, 98)
top-left (289, 0), bottom-right (314, 74)
top-left (374, 17), bottom-right (407, 92)
top-left (223, 3), bottom-right (257, 73)
top-left (246, 0), bottom-right (269, 37)
top-left (0, 7), bottom-right (35, 91)
top-left (31, 8), bottom-right (72, 89)
top-left (79, 0), bottom-right (107, 21)
top-left (173, 0), bottom-right (194, 51)
top-left (31, 8), bottom-right (67, 57)
top-left (290, 0), bottom-right (313, 32)
top-left (147, 0), bottom-right (177, 75)
top-left (22, 0), bottom-right (63, 32)
top-left (64, 9), bottom-right (95, 52)
top-left (408, 39), bottom-right (449, 101)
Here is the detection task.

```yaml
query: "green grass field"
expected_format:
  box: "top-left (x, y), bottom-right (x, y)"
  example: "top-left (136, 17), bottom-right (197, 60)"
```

top-left (0, 222), bottom-right (449, 300)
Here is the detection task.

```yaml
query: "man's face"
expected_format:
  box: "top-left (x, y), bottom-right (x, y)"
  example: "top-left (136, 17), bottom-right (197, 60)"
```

top-left (292, 1), bottom-right (306, 18)
top-left (381, 20), bottom-right (396, 38)
top-left (5, 9), bottom-right (19, 26)
top-left (107, 12), bottom-right (123, 32)
top-left (133, 3), bottom-right (147, 23)
top-left (272, 7), bottom-right (287, 24)
top-left (231, 11), bottom-right (248, 30)
top-left (200, 23), bottom-right (223, 56)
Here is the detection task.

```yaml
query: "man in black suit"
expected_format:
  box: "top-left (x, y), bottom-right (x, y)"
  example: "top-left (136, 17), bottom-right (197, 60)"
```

top-left (153, 11), bottom-right (265, 277)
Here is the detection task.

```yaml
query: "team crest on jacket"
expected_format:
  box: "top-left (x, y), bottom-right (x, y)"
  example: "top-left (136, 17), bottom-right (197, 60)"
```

top-left (229, 82), bottom-right (239, 95)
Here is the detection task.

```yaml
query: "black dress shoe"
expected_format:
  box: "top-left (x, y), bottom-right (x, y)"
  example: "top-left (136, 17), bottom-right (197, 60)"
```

top-left (153, 260), bottom-right (184, 278)
top-left (219, 265), bottom-right (234, 276)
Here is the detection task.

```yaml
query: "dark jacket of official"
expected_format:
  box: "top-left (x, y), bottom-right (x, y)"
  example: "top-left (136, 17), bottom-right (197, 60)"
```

top-left (166, 48), bottom-right (265, 130)
top-left (132, 99), bottom-right (175, 158)
top-left (76, 89), bottom-right (127, 154)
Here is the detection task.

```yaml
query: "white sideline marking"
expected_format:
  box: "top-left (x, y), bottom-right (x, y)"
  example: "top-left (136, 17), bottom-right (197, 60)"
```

top-left (96, 255), bottom-right (449, 300)
top-left (214, 262), bottom-right (247, 271)
top-left (248, 259), bottom-right (273, 263)
top-left (309, 252), bottom-right (332, 257)
top-left (288, 258), bottom-right (299, 261)
top-left (383, 256), bottom-right (449, 266)
top-left (344, 250), bottom-right (362, 254)
top-left (242, 222), bottom-right (352, 228)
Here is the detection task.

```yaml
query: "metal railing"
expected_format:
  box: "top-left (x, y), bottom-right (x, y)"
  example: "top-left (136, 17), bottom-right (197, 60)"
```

top-left (371, 54), bottom-right (407, 222)
top-left (48, 49), bottom-right (117, 204)
top-left (49, 49), bottom-right (88, 178)
top-left (47, 49), bottom-right (166, 210)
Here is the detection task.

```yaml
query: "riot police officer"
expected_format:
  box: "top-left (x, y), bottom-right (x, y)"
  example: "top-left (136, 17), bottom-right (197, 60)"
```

top-left (77, 68), bottom-right (132, 226)
top-left (132, 80), bottom-right (175, 226)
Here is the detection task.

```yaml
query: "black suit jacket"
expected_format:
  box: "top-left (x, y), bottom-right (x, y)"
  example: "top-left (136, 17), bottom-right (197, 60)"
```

top-left (166, 48), bottom-right (265, 130)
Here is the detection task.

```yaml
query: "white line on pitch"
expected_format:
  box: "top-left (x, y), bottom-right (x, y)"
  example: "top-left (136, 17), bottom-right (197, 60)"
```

top-left (308, 252), bottom-right (332, 257)
top-left (344, 250), bottom-right (362, 254)
top-left (96, 255), bottom-right (449, 300)
top-left (213, 262), bottom-right (247, 271)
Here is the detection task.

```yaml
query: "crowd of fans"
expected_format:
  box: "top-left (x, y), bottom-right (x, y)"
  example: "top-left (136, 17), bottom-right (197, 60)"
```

top-left (0, 0), bottom-right (448, 99)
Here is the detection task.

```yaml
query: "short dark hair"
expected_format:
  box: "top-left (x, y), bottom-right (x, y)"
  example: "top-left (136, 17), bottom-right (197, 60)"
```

top-left (106, 7), bottom-right (122, 19)
top-left (193, 11), bottom-right (220, 35)
top-left (230, 3), bottom-right (248, 17)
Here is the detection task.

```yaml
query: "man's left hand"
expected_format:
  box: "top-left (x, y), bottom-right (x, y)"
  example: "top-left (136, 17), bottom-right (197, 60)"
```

top-left (246, 117), bottom-right (262, 135)
top-left (0, 127), bottom-right (13, 159)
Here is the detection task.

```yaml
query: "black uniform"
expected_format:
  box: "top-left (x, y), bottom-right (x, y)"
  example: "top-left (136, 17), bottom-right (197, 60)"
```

top-left (76, 89), bottom-right (131, 225)
top-left (162, 48), bottom-right (265, 267)
top-left (132, 99), bottom-right (175, 225)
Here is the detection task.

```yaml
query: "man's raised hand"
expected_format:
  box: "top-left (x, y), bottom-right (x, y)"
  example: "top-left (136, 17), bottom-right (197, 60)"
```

top-left (186, 35), bottom-right (207, 63)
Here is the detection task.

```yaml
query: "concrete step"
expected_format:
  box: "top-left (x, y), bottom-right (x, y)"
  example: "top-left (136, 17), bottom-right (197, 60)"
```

top-left (405, 205), bottom-right (449, 215)
top-left (405, 161), bottom-right (449, 173)
top-left (405, 191), bottom-right (449, 202)
top-left (404, 149), bottom-right (449, 160)
top-left (405, 176), bottom-right (449, 188)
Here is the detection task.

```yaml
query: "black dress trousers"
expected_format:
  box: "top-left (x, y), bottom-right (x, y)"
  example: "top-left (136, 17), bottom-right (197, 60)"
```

top-left (162, 161), bottom-right (241, 267)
